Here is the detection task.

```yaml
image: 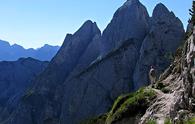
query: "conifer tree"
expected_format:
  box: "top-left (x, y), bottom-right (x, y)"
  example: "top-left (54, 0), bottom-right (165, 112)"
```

top-left (189, 1), bottom-right (195, 25)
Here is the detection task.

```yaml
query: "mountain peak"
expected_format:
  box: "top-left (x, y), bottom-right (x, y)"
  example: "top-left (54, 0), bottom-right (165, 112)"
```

top-left (0, 40), bottom-right (10, 47)
top-left (74, 20), bottom-right (100, 37)
top-left (120, 0), bottom-right (141, 10)
top-left (101, 0), bottom-right (149, 55)
top-left (152, 3), bottom-right (170, 18)
top-left (12, 44), bottom-right (24, 49)
top-left (125, 0), bottom-right (140, 5)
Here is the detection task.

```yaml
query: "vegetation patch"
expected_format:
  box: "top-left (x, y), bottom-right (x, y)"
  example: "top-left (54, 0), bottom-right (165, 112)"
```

top-left (106, 87), bottom-right (156, 124)
top-left (146, 119), bottom-right (156, 124)
top-left (183, 117), bottom-right (195, 124)
top-left (155, 81), bottom-right (170, 93)
top-left (155, 81), bottom-right (166, 90)
top-left (164, 118), bottom-right (172, 124)
top-left (80, 114), bottom-right (107, 124)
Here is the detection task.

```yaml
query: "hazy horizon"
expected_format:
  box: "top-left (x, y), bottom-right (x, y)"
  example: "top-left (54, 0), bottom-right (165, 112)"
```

top-left (0, 0), bottom-right (191, 49)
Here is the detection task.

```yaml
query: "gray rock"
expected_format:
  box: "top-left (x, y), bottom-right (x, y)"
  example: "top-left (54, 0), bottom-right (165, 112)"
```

top-left (133, 3), bottom-right (185, 89)
top-left (100, 0), bottom-right (149, 55)
top-left (60, 39), bottom-right (139, 124)
top-left (4, 1), bottom-right (185, 124)
top-left (32, 20), bottom-right (101, 93)
top-left (67, 32), bottom-right (101, 77)
top-left (5, 20), bottom-right (101, 124)
top-left (0, 58), bottom-right (48, 122)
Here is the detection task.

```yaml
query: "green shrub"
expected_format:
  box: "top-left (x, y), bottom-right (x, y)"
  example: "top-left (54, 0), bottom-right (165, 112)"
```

top-left (80, 114), bottom-right (107, 124)
top-left (164, 118), bottom-right (172, 124)
top-left (155, 82), bottom-right (170, 93)
top-left (161, 87), bottom-right (170, 93)
top-left (184, 117), bottom-right (195, 124)
top-left (106, 87), bottom-right (156, 124)
top-left (155, 82), bottom-right (166, 90)
top-left (146, 119), bottom-right (156, 124)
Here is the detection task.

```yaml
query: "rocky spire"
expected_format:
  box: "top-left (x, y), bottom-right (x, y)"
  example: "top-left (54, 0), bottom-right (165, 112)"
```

top-left (100, 0), bottom-right (149, 55)
top-left (6, 20), bottom-right (101, 124)
top-left (124, 0), bottom-right (140, 6)
top-left (133, 3), bottom-right (184, 89)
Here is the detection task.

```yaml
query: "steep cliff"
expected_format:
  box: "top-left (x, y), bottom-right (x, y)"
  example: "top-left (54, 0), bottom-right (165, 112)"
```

top-left (82, 27), bottom-right (195, 124)
top-left (4, 0), bottom-right (185, 124)
top-left (4, 20), bottom-right (101, 124)
top-left (133, 3), bottom-right (184, 89)
top-left (100, 0), bottom-right (149, 55)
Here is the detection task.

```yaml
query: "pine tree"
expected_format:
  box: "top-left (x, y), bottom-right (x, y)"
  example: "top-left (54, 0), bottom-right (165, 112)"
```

top-left (189, 1), bottom-right (195, 25)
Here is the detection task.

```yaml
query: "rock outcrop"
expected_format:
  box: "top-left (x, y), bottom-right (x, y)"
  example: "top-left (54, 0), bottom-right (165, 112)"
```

top-left (0, 40), bottom-right (60, 61)
top-left (4, 20), bottom-right (101, 124)
top-left (61, 39), bottom-right (140, 124)
top-left (101, 0), bottom-right (149, 55)
top-left (139, 26), bottom-right (195, 124)
top-left (0, 58), bottom-right (48, 122)
top-left (59, 2), bottom-right (184, 123)
top-left (133, 3), bottom-right (185, 89)
top-left (81, 27), bottom-right (195, 124)
top-left (4, 0), bottom-right (185, 124)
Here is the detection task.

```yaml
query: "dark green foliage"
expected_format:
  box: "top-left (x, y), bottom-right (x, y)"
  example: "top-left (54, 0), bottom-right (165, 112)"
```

top-left (155, 81), bottom-right (166, 90)
top-left (155, 81), bottom-right (170, 93)
top-left (80, 114), bottom-right (107, 124)
top-left (189, 1), bottom-right (195, 25)
top-left (184, 117), bottom-right (195, 124)
top-left (161, 87), bottom-right (170, 93)
top-left (146, 119), bottom-right (156, 124)
top-left (106, 87), bottom-right (156, 124)
top-left (164, 118), bottom-right (172, 124)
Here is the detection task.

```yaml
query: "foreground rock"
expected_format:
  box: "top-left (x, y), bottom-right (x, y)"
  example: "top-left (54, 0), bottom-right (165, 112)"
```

top-left (84, 27), bottom-right (195, 124)
top-left (59, 2), bottom-right (184, 124)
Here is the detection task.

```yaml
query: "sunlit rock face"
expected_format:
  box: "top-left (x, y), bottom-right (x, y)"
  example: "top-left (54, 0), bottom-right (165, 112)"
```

top-left (100, 0), bottom-right (149, 56)
top-left (5, 0), bottom-right (185, 124)
top-left (5, 20), bottom-right (101, 124)
top-left (133, 3), bottom-right (185, 89)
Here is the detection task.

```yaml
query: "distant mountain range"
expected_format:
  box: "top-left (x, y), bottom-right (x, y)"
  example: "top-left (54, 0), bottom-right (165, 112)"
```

top-left (0, 57), bottom-right (48, 122)
top-left (0, 40), bottom-right (60, 61)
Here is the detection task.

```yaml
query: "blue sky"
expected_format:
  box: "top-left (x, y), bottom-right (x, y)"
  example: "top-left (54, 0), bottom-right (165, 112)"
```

top-left (0, 0), bottom-right (192, 48)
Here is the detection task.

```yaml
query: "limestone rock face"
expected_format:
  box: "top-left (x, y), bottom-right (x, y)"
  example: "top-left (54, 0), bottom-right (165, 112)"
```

top-left (133, 3), bottom-right (185, 89)
top-left (4, 1), bottom-right (185, 124)
top-left (100, 0), bottom-right (149, 55)
top-left (5, 20), bottom-right (101, 124)
top-left (0, 58), bottom-right (48, 122)
top-left (139, 28), bottom-right (195, 124)
top-left (33, 20), bottom-right (101, 93)
top-left (60, 39), bottom-right (139, 124)
top-left (68, 33), bottom-right (101, 77)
